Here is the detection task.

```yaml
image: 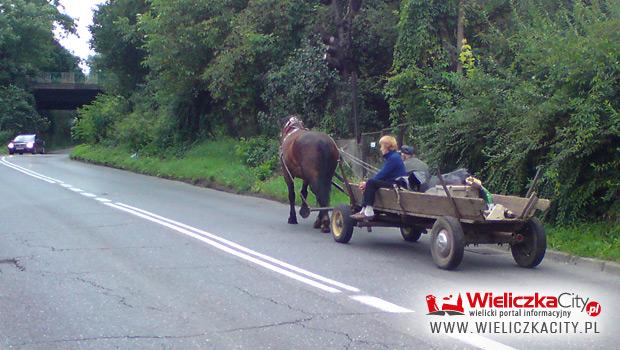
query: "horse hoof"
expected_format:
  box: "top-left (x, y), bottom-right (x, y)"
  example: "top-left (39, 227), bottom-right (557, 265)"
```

top-left (321, 227), bottom-right (331, 233)
top-left (299, 206), bottom-right (310, 219)
top-left (313, 221), bottom-right (321, 229)
top-left (288, 218), bottom-right (298, 225)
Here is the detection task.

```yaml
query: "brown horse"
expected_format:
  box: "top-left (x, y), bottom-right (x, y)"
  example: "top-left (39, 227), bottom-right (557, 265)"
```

top-left (280, 116), bottom-right (339, 233)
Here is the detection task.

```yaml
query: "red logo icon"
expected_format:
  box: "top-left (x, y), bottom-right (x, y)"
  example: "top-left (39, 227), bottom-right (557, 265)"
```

top-left (585, 301), bottom-right (601, 317)
top-left (426, 293), bottom-right (465, 315)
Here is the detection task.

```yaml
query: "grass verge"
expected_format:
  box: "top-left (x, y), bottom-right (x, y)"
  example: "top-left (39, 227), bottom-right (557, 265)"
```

top-left (546, 222), bottom-right (620, 263)
top-left (71, 141), bottom-right (349, 206)
top-left (71, 141), bottom-right (619, 263)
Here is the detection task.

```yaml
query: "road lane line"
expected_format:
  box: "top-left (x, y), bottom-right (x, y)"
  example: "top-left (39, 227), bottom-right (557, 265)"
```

top-left (104, 202), bottom-right (342, 294)
top-left (112, 202), bottom-right (519, 347)
top-left (349, 295), bottom-right (414, 313)
top-left (80, 193), bottom-right (97, 198)
top-left (447, 334), bottom-right (518, 350)
top-left (115, 202), bottom-right (361, 293)
top-left (2, 157), bottom-right (64, 183)
top-left (1, 157), bottom-right (63, 183)
top-left (0, 159), bottom-right (521, 350)
top-left (0, 158), bottom-right (56, 183)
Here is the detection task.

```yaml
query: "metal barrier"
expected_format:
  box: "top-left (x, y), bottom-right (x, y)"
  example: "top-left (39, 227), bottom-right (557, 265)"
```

top-left (32, 72), bottom-right (103, 85)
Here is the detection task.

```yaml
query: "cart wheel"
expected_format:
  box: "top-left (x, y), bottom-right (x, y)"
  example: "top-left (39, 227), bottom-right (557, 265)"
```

top-left (511, 217), bottom-right (546, 268)
top-left (400, 226), bottom-right (424, 242)
top-left (331, 204), bottom-right (355, 243)
top-left (430, 216), bottom-right (465, 270)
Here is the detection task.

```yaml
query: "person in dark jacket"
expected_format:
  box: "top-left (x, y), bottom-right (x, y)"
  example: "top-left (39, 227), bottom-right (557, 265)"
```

top-left (400, 145), bottom-right (429, 174)
top-left (351, 135), bottom-right (407, 220)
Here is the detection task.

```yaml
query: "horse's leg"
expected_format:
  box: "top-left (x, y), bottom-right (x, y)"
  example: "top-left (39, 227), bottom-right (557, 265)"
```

top-left (317, 180), bottom-right (332, 233)
top-left (310, 180), bottom-right (331, 232)
top-left (310, 181), bottom-right (321, 229)
top-left (310, 181), bottom-right (321, 228)
top-left (299, 181), bottom-right (310, 218)
top-left (285, 176), bottom-right (298, 225)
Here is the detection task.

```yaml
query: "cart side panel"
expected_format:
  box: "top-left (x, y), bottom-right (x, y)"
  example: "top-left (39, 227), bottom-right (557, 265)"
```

top-left (348, 185), bottom-right (486, 221)
top-left (492, 194), bottom-right (551, 214)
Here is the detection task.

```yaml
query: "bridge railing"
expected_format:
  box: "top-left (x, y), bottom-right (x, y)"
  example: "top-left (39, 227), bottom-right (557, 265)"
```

top-left (33, 72), bottom-right (103, 85)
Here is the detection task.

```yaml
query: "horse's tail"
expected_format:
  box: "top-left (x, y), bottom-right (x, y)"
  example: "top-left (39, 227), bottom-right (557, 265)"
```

top-left (315, 137), bottom-right (338, 207)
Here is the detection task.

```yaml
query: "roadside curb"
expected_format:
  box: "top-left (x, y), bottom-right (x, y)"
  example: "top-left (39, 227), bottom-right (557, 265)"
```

top-left (544, 249), bottom-right (620, 276)
top-left (493, 244), bottom-right (620, 276)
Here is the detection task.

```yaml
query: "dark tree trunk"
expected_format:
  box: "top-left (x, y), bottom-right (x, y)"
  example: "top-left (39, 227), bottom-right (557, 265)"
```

top-left (351, 70), bottom-right (359, 143)
top-left (456, 0), bottom-right (465, 74)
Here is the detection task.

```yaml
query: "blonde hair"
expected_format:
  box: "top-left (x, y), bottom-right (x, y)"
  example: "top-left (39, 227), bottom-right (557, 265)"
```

top-left (379, 135), bottom-right (398, 151)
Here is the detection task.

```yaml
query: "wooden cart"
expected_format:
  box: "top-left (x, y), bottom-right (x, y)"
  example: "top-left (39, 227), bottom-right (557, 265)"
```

top-left (330, 177), bottom-right (551, 270)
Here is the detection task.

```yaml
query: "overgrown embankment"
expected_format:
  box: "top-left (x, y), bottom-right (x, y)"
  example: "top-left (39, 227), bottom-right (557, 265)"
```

top-left (71, 140), bottom-right (620, 263)
top-left (71, 139), bottom-right (349, 206)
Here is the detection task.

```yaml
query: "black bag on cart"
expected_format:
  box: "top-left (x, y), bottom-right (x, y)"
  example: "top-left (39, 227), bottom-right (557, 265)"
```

top-left (396, 168), bottom-right (471, 192)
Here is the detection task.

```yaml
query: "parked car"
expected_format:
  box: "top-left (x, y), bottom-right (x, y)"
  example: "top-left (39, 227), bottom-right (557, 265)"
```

top-left (7, 134), bottom-right (46, 155)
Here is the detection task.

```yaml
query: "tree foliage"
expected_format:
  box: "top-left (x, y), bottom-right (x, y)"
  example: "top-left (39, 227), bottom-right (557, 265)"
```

top-left (89, 0), bottom-right (149, 94)
top-left (397, 0), bottom-right (620, 222)
top-left (83, 0), bottom-right (620, 223)
top-left (0, 0), bottom-right (79, 139)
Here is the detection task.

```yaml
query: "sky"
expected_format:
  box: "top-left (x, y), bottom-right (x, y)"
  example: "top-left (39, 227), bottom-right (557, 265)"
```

top-left (54, 0), bottom-right (107, 73)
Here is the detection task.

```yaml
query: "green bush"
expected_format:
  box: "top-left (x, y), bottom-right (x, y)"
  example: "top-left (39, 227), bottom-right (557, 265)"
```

top-left (253, 162), bottom-right (275, 181)
top-left (0, 130), bottom-right (12, 144)
top-left (235, 136), bottom-right (279, 168)
top-left (394, 0), bottom-right (620, 224)
top-left (0, 85), bottom-right (49, 135)
top-left (114, 110), bottom-right (157, 152)
top-left (72, 94), bottom-right (128, 144)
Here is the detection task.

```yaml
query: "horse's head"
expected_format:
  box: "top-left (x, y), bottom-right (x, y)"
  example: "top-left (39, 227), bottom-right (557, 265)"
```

top-left (280, 116), bottom-right (305, 140)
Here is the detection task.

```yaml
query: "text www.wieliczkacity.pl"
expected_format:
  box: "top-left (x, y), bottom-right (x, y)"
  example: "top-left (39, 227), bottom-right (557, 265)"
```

top-left (429, 321), bottom-right (600, 334)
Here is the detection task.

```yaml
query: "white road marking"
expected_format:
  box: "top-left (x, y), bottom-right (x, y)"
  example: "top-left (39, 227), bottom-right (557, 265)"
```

top-left (447, 334), bottom-right (518, 350)
top-left (0, 157), bottom-right (63, 183)
top-left (349, 295), bottom-right (414, 313)
top-left (0, 158), bottom-right (56, 183)
top-left (104, 202), bottom-right (342, 294)
top-left (0, 158), bottom-right (521, 350)
top-left (80, 193), bottom-right (97, 198)
top-left (115, 202), bottom-right (361, 293)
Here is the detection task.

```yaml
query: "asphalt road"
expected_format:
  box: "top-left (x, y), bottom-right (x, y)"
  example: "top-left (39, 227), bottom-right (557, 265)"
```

top-left (1, 153), bottom-right (618, 350)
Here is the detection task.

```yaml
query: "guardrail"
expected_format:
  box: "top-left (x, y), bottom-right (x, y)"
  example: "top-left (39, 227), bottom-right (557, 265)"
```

top-left (32, 72), bottom-right (103, 85)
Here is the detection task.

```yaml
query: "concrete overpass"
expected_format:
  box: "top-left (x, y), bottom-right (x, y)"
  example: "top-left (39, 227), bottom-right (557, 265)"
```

top-left (31, 72), bottom-right (103, 110)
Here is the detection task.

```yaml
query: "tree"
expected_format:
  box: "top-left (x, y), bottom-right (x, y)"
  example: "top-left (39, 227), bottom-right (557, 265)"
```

top-left (90, 0), bottom-right (150, 94)
top-left (0, 0), bottom-right (77, 138)
top-left (318, 0), bottom-right (365, 141)
top-left (0, 0), bottom-right (75, 86)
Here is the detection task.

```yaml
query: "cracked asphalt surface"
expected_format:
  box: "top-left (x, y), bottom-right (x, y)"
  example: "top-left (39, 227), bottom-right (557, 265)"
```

top-left (1, 153), bottom-right (618, 350)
